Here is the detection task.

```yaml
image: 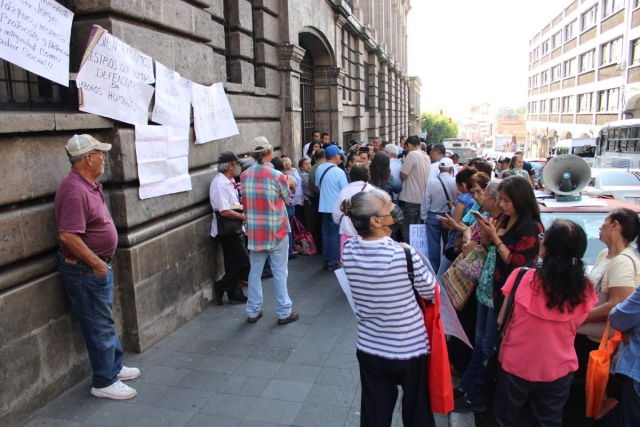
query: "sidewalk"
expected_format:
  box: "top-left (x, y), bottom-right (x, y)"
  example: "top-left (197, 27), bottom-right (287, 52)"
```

top-left (19, 254), bottom-right (458, 427)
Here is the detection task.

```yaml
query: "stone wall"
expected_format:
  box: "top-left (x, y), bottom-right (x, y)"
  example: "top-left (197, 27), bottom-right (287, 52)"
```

top-left (0, 0), bottom-right (417, 425)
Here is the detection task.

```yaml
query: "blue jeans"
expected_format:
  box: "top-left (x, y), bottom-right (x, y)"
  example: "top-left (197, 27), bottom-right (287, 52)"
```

top-left (287, 204), bottom-right (295, 254)
top-left (437, 255), bottom-right (453, 286)
top-left (321, 213), bottom-right (340, 266)
top-left (426, 212), bottom-right (448, 273)
top-left (57, 255), bottom-right (123, 388)
top-left (247, 238), bottom-right (292, 319)
top-left (459, 302), bottom-right (499, 404)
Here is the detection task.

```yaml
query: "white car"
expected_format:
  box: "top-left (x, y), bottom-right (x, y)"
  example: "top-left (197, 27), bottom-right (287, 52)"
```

top-left (583, 168), bottom-right (640, 202)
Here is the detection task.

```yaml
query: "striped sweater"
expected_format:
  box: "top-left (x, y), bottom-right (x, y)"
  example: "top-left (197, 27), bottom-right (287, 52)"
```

top-left (343, 236), bottom-right (436, 360)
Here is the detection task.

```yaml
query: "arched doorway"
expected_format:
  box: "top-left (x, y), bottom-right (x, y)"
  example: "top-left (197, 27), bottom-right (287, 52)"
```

top-left (300, 51), bottom-right (315, 145)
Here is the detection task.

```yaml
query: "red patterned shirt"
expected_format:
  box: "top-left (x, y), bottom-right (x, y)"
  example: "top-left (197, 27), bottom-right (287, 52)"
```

top-left (241, 162), bottom-right (290, 251)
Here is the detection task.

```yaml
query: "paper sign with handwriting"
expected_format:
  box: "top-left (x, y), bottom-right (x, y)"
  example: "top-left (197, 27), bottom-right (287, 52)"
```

top-left (152, 62), bottom-right (192, 128)
top-left (135, 125), bottom-right (192, 200)
top-left (191, 82), bottom-right (239, 144)
top-left (76, 26), bottom-right (155, 125)
top-left (0, 0), bottom-right (73, 86)
top-left (409, 224), bottom-right (428, 258)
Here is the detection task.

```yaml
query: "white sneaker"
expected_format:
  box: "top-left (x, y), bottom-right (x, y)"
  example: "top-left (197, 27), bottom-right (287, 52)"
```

top-left (117, 366), bottom-right (141, 381)
top-left (91, 380), bottom-right (137, 400)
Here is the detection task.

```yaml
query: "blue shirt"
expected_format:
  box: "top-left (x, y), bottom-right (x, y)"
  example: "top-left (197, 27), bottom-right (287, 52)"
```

top-left (610, 286), bottom-right (640, 383)
top-left (315, 162), bottom-right (348, 213)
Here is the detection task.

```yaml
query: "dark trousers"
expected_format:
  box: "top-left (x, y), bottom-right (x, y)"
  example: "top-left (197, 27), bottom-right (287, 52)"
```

top-left (357, 350), bottom-right (435, 427)
top-left (214, 234), bottom-right (250, 299)
top-left (309, 195), bottom-right (322, 251)
top-left (493, 365), bottom-right (573, 427)
top-left (399, 201), bottom-right (422, 243)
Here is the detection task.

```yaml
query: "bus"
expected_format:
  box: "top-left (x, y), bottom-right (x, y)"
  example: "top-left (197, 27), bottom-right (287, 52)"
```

top-left (442, 138), bottom-right (478, 164)
top-left (595, 118), bottom-right (640, 169)
top-left (551, 138), bottom-right (596, 166)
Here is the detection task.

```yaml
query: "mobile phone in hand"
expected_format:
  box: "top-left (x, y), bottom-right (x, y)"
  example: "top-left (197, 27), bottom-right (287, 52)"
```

top-left (470, 210), bottom-right (487, 223)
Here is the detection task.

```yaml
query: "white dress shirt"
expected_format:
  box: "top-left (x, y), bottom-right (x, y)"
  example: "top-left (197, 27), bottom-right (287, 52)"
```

top-left (209, 172), bottom-right (240, 237)
top-left (332, 181), bottom-right (376, 236)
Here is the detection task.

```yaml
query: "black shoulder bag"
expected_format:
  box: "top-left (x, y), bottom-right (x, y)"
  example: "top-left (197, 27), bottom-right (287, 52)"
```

top-left (318, 164), bottom-right (337, 192)
top-left (483, 267), bottom-right (529, 398)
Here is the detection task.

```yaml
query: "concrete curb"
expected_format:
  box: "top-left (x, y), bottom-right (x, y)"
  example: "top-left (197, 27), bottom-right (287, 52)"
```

top-left (449, 412), bottom-right (475, 427)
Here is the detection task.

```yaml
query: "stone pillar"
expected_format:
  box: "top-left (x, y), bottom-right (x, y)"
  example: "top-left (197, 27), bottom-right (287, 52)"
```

top-left (277, 43), bottom-right (306, 160)
top-left (378, 58), bottom-right (388, 140)
top-left (367, 54), bottom-right (380, 141)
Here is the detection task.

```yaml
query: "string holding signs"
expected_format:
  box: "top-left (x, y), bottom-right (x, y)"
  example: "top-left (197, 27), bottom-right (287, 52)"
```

top-left (0, 0), bottom-right (73, 86)
top-left (152, 62), bottom-right (192, 128)
top-left (191, 82), bottom-right (239, 144)
top-left (134, 125), bottom-right (192, 200)
top-left (76, 25), bottom-right (155, 126)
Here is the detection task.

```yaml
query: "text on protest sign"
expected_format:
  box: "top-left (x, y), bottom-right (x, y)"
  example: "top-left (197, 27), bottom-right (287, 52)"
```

top-left (191, 82), bottom-right (239, 144)
top-left (135, 125), bottom-right (192, 200)
top-left (409, 224), bottom-right (428, 258)
top-left (152, 62), bottom-right (192, 128)
top-left (76, 25), bottom-right (155, 126)
top-left (0, 0), bottom-right (74, 86)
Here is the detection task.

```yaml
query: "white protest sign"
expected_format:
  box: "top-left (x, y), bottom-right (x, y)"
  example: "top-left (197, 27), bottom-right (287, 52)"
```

top-left (0, 0), bottom-right (73, 86)
top-left (152, 62), bottom-right (192, 128)
top-left (409, 224), bottom-right (428, 258)
top-left (76, 26), bottom-right (155, 125)
top-left (334, 268), bottom-right (356, 315)
top-left (415, 249), bottom-right (473, 349)
top-left (191, 82), bottom-right (239, 144)
top-left (135, 125), bottom-right (192, 199)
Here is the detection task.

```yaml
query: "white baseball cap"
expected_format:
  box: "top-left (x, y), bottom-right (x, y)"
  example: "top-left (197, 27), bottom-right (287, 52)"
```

top-left (65, 134), bottom-right (112, 157)
top-left (438, 157), bottom-right (455, 169)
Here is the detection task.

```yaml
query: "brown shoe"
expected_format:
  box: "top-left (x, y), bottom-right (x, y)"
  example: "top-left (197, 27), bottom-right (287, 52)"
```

top-left (247, 312), bottom-right (263, 323)
top-left (277, 312), bottom-right (300, 325)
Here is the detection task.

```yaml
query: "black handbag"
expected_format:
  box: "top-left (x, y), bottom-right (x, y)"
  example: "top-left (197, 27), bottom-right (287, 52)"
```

top-left (216, 210), bottom-right (243, 237)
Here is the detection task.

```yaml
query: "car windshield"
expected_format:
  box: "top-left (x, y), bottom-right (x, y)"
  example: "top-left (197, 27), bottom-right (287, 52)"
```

top-left (572, 146), bottom-right (595, 157)
top-left (540, 212), bottom-right (606, 266)
top-left (600, 171), bottom-right (640, 187)
top-left (529, 161), bottom-right (545, 172)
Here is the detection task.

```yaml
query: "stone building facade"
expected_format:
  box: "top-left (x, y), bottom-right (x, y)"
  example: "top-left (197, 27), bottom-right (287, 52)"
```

top-left (0, 0), bottom-right (418, 424)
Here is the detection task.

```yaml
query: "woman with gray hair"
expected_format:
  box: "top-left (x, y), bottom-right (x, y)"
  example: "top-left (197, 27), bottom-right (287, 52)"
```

top-left (341, 189), bottom-right (437, 427)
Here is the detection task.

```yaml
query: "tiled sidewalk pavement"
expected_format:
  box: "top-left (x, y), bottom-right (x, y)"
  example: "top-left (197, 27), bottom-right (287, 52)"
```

top-left (19, 255), bottom-right (449, 427)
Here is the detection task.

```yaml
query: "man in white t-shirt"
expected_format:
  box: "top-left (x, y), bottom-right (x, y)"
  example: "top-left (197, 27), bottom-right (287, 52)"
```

top-left (385, 144), bottom-right (402, 202)
top-left (399, 135), bottom-right (431, 242)
top-left (302, 130), bottom-right (321, 160)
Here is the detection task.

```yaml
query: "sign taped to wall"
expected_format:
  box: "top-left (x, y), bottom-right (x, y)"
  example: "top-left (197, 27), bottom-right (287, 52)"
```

top-left (76, 25), bottom-right (155, 125)
top-left (191, 82), bottom-right (239, 144)
top-left (0, 0), bottom-right (74, 86)
top-left (152, 62), bottom-right (192, 128)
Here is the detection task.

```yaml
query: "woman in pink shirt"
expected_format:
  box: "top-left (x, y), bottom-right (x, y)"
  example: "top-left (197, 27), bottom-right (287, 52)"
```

top-left (493, 219), bottom-right (597, 427)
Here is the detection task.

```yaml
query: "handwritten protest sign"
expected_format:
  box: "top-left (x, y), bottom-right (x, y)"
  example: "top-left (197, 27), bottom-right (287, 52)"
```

top-left (152, 62), bottom-right (192, 128)
top-left (76, 26), bottom-right (155, 125)
top-left (135, 125), bottom-right (192, 199)
top-left (409, 224), bottom-right (428, 258)
top-left (191, 82), bottom-right (239, 144)
top-left (0, 0), bottom-right (73, 86)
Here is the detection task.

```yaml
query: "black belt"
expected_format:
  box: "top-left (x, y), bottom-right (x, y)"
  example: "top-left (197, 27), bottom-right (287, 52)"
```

top-left (60, 251), bottom-right (112, 265)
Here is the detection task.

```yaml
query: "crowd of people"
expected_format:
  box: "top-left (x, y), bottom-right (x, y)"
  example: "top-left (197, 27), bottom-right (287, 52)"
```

top-left (53, 131), bottom-right (640, 427)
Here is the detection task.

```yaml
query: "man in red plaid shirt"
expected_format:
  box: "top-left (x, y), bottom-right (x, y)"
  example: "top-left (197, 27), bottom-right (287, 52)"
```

top-left (241, 137), bottom-right (299, 325)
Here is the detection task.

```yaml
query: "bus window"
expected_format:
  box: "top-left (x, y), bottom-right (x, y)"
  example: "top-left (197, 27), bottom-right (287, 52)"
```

top-left (620, 140), bottom-right (628, 152)
top-left (612, 128), bottom-right (619, 139)
top-left (620, 128), bottom-right (629, 139)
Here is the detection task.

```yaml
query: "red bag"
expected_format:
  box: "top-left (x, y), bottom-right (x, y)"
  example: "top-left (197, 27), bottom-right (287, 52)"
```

top-left (418, 286), bottom-right (455, 414)
top-left (292, 216), bottom-right (318, 256)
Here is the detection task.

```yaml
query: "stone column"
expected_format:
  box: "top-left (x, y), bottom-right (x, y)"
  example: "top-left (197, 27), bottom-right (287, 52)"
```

top-left (277, 43), bottom-right (306, 160)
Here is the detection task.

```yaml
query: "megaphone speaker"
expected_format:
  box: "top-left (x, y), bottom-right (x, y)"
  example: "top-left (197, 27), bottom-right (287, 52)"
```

top-left (541, 154), bottom-right (591, 201)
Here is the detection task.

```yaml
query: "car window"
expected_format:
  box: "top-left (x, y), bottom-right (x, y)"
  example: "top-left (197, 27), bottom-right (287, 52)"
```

top-left (540, 212), bottom-right (607, 266)
top-left (600, 172), bottom-right (640, 187)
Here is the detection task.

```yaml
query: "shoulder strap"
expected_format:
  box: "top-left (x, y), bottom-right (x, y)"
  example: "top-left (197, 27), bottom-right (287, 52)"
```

top-left (498, 267), bottom-right (529, 336)
top-left (318, 165), bottom-right (337, 190)
top-left (619, 253), bottom-right (638, 277)
top-left (360, 182), bottom-right (368, 192)
top-left (436, 175), bottom-right (451, 204)
top-left (403, 246), bottom-right (415, 285)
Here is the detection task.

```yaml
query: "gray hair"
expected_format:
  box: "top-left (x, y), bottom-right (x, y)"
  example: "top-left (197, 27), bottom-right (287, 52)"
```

top-left (486, 181), bottom-right (500, 199)
top-left (373, 136), bottom-right (382, 142)
top-left (218, 162), bottom-right (232, 172)
top-left (384, 144), bottom-right (398, 157)
top-left (251, 136), bottom-right (273, 163)
top-left (340, 188), bottom-right (391, 237)
top-left (68, 153), bottom-right (86, 164)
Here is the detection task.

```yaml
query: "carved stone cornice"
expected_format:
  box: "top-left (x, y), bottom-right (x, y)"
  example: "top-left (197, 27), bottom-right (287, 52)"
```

top-left (276, 43), bottom-right (306, 72)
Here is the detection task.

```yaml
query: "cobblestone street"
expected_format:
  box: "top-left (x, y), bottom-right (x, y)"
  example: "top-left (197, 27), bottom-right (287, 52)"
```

top-left (18, 255), bottom-right (449, 427)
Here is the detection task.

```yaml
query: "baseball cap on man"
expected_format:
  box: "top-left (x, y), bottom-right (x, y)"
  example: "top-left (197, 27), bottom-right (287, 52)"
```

top-left (325, 145), bottom-right (345, 157)
top-left (438, 157), bottom-right (455, 169)
top-left (218, 151), bottom-right (239, 163)
top-left (66, 134), bottom-right (112, 157)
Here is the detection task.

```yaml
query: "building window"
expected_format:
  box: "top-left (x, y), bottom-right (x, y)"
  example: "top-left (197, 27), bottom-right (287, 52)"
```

top-left (533, 74), bottom-right (539, 87)
top-left (632, 39), bottom-right (640, 65)
top-left (530, 101), bottom-right (538, 114)
top-left (542, 39), bottom-right (550, 55)
top-left (564, 58), bottom-right (576, 77)
top-left (566, 20), bottom-right (577, 40)
top-left (604, 0), bottom-right (623, 17)
top-left (541, 99), bottom-right (548, 113)
top-left (533, 46), bottom-right (540, 61)
top-left (601, 37), bottom-right (622, 65)
top-left (562, 95), bottom-right (575, 113)
top-left (599, 88), bottom-right (619, 112)
top-left (580, 50), bottom-right (595, 72)
top-left (579, 93), bottom-right (593, 112)
top-left (581, 5), bottom-right (598, 31)
top-left (541, 69), bottom-right (549, 85)
top-left (551, 64), bottom-right (562, 81)
top-left (551, 98), bottom-right (560, 113)
top-left (552, 31), bottom-right (562, 49)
